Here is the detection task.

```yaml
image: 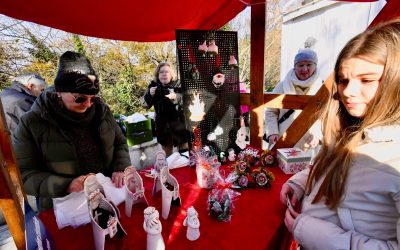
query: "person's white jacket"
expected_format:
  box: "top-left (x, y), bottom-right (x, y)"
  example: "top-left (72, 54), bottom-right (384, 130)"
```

top-left (265, 69), bottom-right (323, 150)
top-left (286, 125), bottom-right (400, 250)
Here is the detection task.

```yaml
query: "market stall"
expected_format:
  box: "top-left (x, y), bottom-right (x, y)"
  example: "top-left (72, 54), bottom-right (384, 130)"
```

top-left (0, 1), bottom-right (400, 249)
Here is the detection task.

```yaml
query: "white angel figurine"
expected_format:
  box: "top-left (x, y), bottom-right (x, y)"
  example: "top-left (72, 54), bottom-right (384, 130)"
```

top-left (183, 206), bottom-right (200, 241)
top-left (227, 148), bottom-right (236, 162)
top-left (124, 166), bottom-right (148, 217)
top-left (83, 174), bottom-right (104, 209)
top-left (235, 126), bottom-right (248, 151)
top-left (143, 206), bottom-right (165, 250)
top-left (84, 175), bottom-right (127, 250)
top-left (152, 150), bottom-right (168, 196)
top-left (160, 166), bottom-right (181, 219)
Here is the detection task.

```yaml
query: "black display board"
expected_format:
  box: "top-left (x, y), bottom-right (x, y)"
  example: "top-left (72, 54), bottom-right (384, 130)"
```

top-left (176, 30), bottom-right (240, 156)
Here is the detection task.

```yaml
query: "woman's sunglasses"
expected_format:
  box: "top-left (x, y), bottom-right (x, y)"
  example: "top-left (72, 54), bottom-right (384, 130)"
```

top-left (70, 93), bottom-right (99, 104)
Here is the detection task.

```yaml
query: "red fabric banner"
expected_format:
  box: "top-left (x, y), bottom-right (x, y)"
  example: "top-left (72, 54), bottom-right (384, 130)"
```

top-left (333, 0), bottom-right (379, 2)
top-left (1, 1), bottom-right (399, 42)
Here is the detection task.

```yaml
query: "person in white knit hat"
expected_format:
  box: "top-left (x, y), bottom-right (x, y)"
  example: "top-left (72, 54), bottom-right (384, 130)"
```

top-left (264, 37), bottom-right (323, 152)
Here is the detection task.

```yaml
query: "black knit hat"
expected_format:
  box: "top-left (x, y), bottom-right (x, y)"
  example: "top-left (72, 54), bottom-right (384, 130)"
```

top-left (54, 51), bottom-right (100, 95)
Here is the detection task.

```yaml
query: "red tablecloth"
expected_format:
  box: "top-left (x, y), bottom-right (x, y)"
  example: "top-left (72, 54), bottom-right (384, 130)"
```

top-left (39, 165), bottom-right (293, 250)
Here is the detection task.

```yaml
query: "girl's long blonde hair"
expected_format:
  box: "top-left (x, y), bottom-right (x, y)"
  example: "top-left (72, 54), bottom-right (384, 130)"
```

top-left (305, 19), bottom-right (400, 208)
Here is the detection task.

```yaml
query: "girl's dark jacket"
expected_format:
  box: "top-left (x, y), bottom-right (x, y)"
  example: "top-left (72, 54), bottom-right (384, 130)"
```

top-left (12, 89), bottom-right (131, 210)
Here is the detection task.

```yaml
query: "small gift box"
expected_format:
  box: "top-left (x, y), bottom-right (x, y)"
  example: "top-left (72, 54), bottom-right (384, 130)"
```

top-left (277, 147), bottom-right (311, 174)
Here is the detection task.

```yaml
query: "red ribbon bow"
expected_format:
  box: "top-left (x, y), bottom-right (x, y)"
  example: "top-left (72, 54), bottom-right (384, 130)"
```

top-left (285, 149), bottom-right (301, 157)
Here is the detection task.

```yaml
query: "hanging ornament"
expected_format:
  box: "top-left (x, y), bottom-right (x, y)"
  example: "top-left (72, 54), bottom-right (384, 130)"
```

top-left (188, 64), bottom-right (200, 81)
top-left (186, 44), bottom-right (200, 81)
top-left (212, 70), bottom-right (225, 88)
top-left (228, 42), bottom-right (238, 69)
top-left (228, 55), bottom-right (238, 69)
top-left (198, 40), bottom-right (208, 57)
top-left (208, 40), bottom-right (218, 57)
top-left (212, 54), bottom-right (225, 89)
top-left (207, 33), bottom-right (218, 57)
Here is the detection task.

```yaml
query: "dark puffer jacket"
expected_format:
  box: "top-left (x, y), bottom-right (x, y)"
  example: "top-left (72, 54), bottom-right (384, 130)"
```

top-left (12, 90), bottom-right (131, 210)
top-left (0, 82), bottom-right (36, 133)
top-left (142, 80), bottom-right (187, 147)
top-left (142, 80), bottom-right (182, 119)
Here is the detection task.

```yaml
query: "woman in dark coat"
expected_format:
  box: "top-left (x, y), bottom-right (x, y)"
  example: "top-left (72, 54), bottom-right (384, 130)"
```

top-left (13, 51), bottom-right (132, 210)
top-left (141, 62), bottom-right (188, 156)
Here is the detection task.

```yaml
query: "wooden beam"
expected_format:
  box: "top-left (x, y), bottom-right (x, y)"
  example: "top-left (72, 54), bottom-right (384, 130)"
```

top-left (241, 93), bottom-right (311, 109)
top-left (249, 0), bottom-right (266, 148)
top-left (268, 0), bottom-right (400, 150)
top-left (0, 99), bottom-right (26, 250)
top-left (273, 74), bottom-right (333, 149)
top-left (244, 0), bottom-right (400, 151)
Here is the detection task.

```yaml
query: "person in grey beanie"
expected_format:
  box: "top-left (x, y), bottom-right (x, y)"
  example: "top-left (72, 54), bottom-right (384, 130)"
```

top-left (264, 37), bottom-right (324, 152)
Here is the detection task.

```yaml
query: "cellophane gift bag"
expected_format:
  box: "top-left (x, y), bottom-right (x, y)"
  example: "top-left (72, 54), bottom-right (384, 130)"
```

top-left (207, 171), bottom-right (240, 222)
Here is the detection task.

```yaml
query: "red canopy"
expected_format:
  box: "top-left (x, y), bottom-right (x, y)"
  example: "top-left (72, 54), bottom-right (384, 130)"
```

top-left (335, 0), bottom-right (379, 2)
top-left (0, 0), bottom-right (247, 42)
top-left (0, 0), bottom-right (392, 42)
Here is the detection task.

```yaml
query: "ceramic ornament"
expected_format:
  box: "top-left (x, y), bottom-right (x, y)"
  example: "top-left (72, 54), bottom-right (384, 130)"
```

top-left (152, 150), bottom-right (168, 196)
top-left (84, 175), bottom-right (127, 250)
top-left (198, 40), bottom-right (208, 56)
top-left (228, 42), bottom-right (238, 69)
top-left (160, 166), bottom-right (181, 219)
top-left (143, 206), bottom-right (165, 250)
top-left (212, 54), bottom-right (225, 88)
top-left (227, 148), bottom-right (236, 162)
top-left (124, 166), bottom-right (148, 217)
top-left (212, 70), bottom-right (225, 88)
top-left (235, 126), bottom-right (248, 151)
top-left (186, 44), bottom-right (200, 80)
top-left (187, 63), bottom-right (200, 81)
top-left (84, 174), bottom-right (105, 209)
top-left (228, 55), bottom-right (238, 68)
top-left (183, 206), bottom-right (200, 241)
top-left (207, 39), bottom-right (218, 56)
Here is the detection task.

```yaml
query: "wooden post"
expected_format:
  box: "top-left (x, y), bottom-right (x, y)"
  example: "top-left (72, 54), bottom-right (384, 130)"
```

top-left (0, 99), bottom-right (26, 250)
top-left (249, 0), bottom-right (266, 148)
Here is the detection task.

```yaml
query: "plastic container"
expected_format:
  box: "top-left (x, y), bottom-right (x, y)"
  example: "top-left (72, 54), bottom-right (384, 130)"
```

top-left (124, 119), bottom-right (153, 146)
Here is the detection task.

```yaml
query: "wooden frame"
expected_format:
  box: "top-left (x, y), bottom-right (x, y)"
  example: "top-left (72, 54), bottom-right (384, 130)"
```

top-left (0, 99), bottom-right (26, 250)
top-left (248, 0), bottom-right (326, 150)
top-left (243, 74), bottom-right (333, 150)
top-left (249, 0), bottom-right (266, 148)
top-left (246, 0), bottom-right (400, 150)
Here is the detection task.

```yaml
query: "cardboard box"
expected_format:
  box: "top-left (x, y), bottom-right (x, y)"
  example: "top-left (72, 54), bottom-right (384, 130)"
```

top-left (277, 148), bottom-right (311, 174)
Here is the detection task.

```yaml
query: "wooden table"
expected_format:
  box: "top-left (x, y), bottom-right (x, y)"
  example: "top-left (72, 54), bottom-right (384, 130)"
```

top-left (39, 165), bottom-right (292, 250)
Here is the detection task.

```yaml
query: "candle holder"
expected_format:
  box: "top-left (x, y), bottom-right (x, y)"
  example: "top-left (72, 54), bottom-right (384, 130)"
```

top-left (192, 123), bottom-right (202, 151)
